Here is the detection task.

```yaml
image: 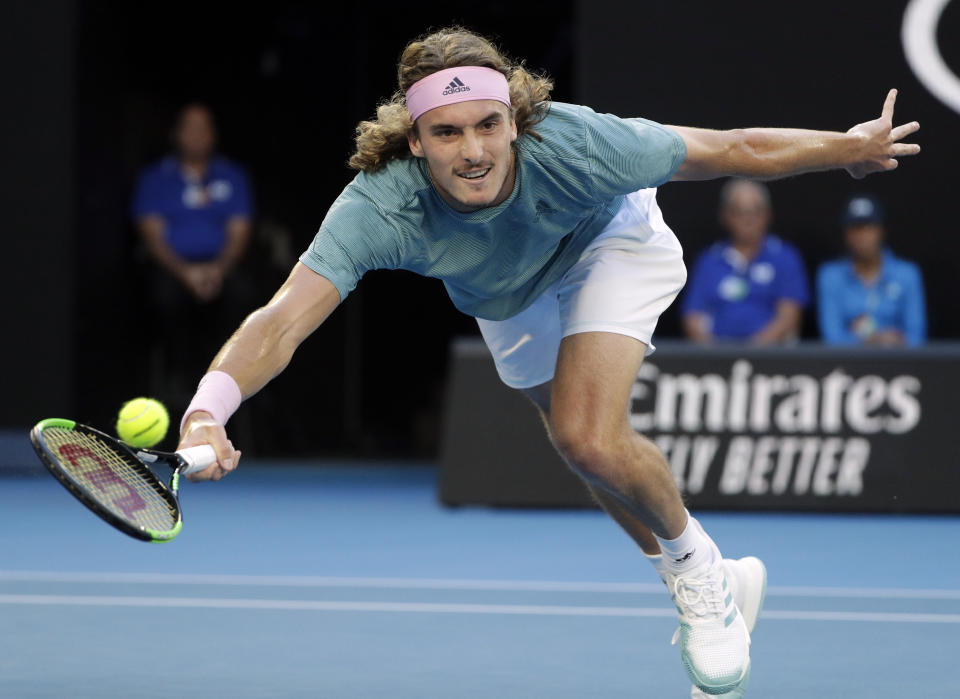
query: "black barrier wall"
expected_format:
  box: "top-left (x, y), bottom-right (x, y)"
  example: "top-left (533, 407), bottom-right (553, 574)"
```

top-left (440, 340), bottom-right (960, 513)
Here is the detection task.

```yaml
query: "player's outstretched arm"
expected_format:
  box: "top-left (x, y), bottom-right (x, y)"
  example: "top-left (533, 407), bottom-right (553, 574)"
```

top-left (668, 89), bottom-right (920, 181)
top-left (178, 262), bottom-right (341, 480)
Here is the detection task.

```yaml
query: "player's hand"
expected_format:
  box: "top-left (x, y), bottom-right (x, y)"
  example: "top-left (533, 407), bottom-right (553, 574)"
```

top-left (178, 411), bottom-right (241, 482)
top-left (845, 89), bottom-right (920, 179)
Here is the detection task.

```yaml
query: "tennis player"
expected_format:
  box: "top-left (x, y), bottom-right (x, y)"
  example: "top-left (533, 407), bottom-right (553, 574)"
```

top-left (176, 28), bottom-right (919, 696)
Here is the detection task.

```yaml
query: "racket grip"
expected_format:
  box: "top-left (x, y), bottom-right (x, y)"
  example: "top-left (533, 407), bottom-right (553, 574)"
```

top-left (177, 445), bottom-right (218, 475)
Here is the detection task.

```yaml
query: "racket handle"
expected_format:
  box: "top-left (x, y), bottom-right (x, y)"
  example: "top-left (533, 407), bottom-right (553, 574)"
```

top-left (176, 445), bottom-right (218, 475)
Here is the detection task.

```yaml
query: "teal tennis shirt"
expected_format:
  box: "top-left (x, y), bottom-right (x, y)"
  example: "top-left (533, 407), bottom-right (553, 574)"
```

top-left (299, 102), bottom-right (687, 320)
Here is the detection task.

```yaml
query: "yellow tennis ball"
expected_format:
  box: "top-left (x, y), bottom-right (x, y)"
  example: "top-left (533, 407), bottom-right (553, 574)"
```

top-left (116, 397), bottom-right (169, 448)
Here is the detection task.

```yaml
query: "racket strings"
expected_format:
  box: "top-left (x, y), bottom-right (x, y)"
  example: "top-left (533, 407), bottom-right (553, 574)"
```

top-left (41, 427), bottom-right (178, 532)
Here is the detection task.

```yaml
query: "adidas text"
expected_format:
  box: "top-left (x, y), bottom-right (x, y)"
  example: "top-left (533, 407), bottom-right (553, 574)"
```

top-left (443, 77), bottom-right (469, 96)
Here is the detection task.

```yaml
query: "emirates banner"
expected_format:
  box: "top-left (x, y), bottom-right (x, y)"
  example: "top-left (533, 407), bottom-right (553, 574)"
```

top-left (440, 341), bottom-right (960, 512)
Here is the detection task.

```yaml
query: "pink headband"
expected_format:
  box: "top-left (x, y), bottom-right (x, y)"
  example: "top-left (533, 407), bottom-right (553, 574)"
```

top-left (405, 66), bottom-right (511, 122)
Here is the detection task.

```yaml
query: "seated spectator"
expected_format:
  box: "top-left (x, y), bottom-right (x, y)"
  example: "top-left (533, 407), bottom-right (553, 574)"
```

top-left (131, 103), bottom-right (254, 401)
top-left (682, 179), bottom-right (809, 344)
top-left (816, 195), bottom-right (926, 346)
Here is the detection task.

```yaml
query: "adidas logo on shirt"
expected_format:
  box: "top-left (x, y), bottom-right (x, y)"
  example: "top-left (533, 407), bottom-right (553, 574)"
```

top-left (442, 77), bottom-right (470, 95)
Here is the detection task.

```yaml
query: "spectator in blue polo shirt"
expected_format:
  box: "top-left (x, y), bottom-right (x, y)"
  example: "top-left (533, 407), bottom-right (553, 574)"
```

top-left (132, 103), bottom-right (253, 300)
top-left (682, 179), bottom-right (809, 344)
top-left (132, 103), bottom-right (254, 401)
top-left (816, 195), bottom-right (926, 346)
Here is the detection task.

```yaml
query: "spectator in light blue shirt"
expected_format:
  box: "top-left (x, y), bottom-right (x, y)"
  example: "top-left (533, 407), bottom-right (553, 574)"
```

top-left (682, 179), bottom-right (809, 344)
top-left (817, 195), bottom-right (926, 346)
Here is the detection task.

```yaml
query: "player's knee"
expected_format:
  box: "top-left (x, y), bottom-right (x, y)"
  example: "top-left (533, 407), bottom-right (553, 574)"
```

top-left (550, 414), bottom-right (618, 481)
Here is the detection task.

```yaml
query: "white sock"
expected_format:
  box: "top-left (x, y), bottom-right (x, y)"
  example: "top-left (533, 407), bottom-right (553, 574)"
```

top-left (655, 511), bottom-right (719, 574)
top-left (644, 551), bottom-right (669, 582)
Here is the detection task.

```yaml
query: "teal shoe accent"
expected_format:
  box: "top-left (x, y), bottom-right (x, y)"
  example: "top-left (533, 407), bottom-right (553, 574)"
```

top-left (691, 662), bottom-right (751, 698)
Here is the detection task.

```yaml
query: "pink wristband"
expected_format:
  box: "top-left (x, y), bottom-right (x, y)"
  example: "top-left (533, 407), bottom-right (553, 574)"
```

top-left (180, 371), bottom-right (243, 434)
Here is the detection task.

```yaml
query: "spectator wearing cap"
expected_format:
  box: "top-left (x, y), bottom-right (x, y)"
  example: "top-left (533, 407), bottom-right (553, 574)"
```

top-left (816, 195), bottom-right (926, 346)
top-left (682, 179), bottom-right (809, 344)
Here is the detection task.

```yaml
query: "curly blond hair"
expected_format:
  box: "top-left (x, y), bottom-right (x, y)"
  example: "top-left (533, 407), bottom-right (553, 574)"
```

top-left (349, 27), bottom-right (553, 172)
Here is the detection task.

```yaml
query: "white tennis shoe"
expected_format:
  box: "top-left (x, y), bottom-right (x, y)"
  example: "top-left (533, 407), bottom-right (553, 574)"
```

top-left (688, 557), bottom-right (767, 698)
top-left (661, 554), bottom-right (753, 696)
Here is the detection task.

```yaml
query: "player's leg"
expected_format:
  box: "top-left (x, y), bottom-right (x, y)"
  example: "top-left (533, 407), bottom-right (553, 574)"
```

top-left (526, 380), bottom-right (766, 623)
top-left (523, 382), bottom-right (662, 554)
top-left (524, 381), bottom-right (764, 699)
top-left (589, 481), bottom-right (663, 554)
top-left (479, 188), bottom-right (754, 694)
top-left (482, 303), bottom-right (685, 551)
top-left (549, 331), bottom-right (750, 693)
top-left (549, 331), bottom-right (686, 538)
top-left (550, 189), bottom-right (749, 693)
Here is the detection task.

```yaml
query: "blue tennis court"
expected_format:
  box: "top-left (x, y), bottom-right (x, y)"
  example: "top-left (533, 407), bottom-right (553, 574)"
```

top-left (2, 463), bottom-right (958, 698)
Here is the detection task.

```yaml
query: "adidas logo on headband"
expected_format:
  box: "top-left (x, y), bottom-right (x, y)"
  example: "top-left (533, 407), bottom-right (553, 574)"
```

top-left (442, 77), bottom-right (471, 96)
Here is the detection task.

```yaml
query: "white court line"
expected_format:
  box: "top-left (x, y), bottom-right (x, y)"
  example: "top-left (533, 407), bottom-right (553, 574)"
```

top-left (1, 594), bottom-right (959, 623)
top-left (769, 585), bottom-right (960, 600)
top-left (1, 570), bottom-right (959, 600)
top-left (0, 570), bottom-right (664, 593)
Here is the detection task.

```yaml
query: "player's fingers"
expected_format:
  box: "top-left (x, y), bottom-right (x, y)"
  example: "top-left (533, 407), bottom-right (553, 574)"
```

top-left (890, 121), bottom-right (920, 141)
top-left (891, 142), bottom-right (921, 156)
top-left (218, 445), bottom-right (236, 472)
top-left (881, 88), bottom-right (897, 120)
top-left (221, 441), bottom-right (239, 473)
top-left (200, 433), bottom-right (235, 474)
top-left (187, 463), bottom-right (220, 482)
top-left (884, 158), bottom-right (899, 171)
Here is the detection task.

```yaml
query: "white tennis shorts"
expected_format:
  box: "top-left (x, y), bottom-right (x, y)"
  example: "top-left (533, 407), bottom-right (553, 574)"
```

top-left (477, 188), bottom-right (686, 389)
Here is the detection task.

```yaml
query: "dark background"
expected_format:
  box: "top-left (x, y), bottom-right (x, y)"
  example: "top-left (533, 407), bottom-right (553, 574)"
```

top-left (2, 0), bottom-right (957, 457)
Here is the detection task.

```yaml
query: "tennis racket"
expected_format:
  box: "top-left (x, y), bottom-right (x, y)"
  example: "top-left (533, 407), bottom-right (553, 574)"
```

top-left (29, 418), bottom-right (217, 542)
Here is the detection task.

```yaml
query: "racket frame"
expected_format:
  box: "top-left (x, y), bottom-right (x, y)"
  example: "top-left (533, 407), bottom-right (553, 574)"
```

top-left (30, 418), bottom-right (189, 542)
